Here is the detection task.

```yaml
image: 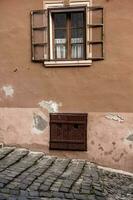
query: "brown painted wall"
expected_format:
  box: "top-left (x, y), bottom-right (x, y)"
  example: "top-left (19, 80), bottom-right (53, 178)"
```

top-left (0, 0), bottom-right (133, 112)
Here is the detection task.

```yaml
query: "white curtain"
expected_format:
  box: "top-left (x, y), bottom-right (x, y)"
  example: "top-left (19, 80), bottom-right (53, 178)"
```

top-left (55, 39), bottom-right (66, 59)
top-left (56, 45), bottom-right (66, 59)
top-left (72, 44), bottom-right (83, 59)
top-left (54, 38), bottom-right (83, 59)
top-left (71, 38), bottom-right (83, 59)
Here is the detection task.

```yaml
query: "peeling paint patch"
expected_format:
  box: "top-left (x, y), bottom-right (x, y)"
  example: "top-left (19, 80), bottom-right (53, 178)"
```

top-left (38, 100), bottom-right (62, 113)
top-left (124, 129), bottom-right (133, 143)
top-left (0, 143), bottom-right (4, 148)
top-left (1, 85), bottom-right (14, 97)
top-left (32, 113), bottom-right (48, 135)
top-left (127, 133), bottom-right (133, 142)
top-left (105, 113), bottom-right (124, 123)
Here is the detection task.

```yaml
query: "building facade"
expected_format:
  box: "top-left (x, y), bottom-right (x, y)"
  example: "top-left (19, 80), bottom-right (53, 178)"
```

top-left (0, 0), bottom-right (133, 172)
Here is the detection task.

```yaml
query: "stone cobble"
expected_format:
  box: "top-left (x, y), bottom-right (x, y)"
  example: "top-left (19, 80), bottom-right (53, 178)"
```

top-left (0, 147), bottom-right (132, 200)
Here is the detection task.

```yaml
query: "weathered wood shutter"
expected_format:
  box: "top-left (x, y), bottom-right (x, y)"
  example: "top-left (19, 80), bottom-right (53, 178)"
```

top-left (50, 113), bottom-right (87, 151)
top-left (30, 10), bottom-right (49, 62)
top-left (86, 6), bottom-right (104, 60)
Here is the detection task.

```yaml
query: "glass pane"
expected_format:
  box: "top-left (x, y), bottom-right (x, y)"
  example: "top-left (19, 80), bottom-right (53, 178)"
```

top-left (71, 29), bottom-right (83, 39)
top-left (55, 45), bottom-right (66, 59)
top-left (54, 13), bottom-right (67, 28)
top-left (55, 38), bottom-right (66, 44)
top-left (71, 38), bottom-right (83, 44)
top-left (55, 29), bottom-right (66, 39)
top-left (71, 12), bottom-right (84, 28)
top-left (71, 44), bottom-right (84, 59)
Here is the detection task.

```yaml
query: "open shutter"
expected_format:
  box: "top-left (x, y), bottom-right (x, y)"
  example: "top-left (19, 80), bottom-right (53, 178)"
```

top-left (30, 10), bottom-right (49, 62)
top-left (86, 6), bottom-right (104, 60)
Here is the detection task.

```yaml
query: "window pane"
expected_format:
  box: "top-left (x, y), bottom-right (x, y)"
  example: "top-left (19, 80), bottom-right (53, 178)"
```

top-left (71, 44), bottom-right (84, 59)
top-left (55, 45), bottom-right (66, 59)
top-left (54, 28), bottom-right (66, 59)
top-left (54, 13), bottom-right (67, 28)
top-left (55, 29), bottom-right (66, 39)
top-left (71, 29), bottom-right (83, 40)
top-left (53, 12), bottom-right (85, 60)
top-left (55, 39), bottom-right (66, 44)
top-left (71, 12), bottom-right (84, 28)
top-left (71, 38), bottom-right (83, 44)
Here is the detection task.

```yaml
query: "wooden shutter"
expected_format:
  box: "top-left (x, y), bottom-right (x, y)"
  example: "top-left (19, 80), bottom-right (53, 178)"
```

top-left (30, 10), bottom-right (49, 62)
top-left (50, 113), bottom-right (87, 151)
top-left (86, 6), bottom-right (104, 60)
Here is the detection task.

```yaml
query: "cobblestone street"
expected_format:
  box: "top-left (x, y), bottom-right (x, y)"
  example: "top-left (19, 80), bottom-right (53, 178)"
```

top-left (0, 147), bottom-right (132, 200)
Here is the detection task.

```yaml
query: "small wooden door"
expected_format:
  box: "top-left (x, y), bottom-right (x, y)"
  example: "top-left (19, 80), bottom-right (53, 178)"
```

top-left (49, 113), bottom-right (87, 151)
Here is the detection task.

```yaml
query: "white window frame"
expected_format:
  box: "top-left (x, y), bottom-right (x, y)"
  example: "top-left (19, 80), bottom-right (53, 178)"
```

top-left (43, 0), bottom-right (92, 67)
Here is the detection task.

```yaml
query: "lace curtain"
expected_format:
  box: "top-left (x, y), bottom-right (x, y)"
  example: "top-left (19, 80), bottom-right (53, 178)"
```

top-left (55, 38), bottom-right (83, 59)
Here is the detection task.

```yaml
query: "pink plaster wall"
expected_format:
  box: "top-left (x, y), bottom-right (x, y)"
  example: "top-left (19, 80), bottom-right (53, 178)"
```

top-left (0, 108), bottom-right (132, 172)
top-left (0, 0), bottom-right (133, 112)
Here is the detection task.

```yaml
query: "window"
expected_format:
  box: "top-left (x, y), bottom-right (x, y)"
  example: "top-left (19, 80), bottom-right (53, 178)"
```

top-left (30, 3), bottom-right (104, 67)
top-left (53, 11), bottom-right (85, 60)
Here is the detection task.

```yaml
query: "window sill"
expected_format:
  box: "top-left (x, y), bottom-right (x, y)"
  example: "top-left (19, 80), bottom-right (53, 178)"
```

top-left (44, 60), bottom-right (92, 67)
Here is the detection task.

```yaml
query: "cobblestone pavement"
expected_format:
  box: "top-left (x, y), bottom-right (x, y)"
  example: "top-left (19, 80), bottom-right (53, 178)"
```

top-left (0, 147), bottom-right (132, 200)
